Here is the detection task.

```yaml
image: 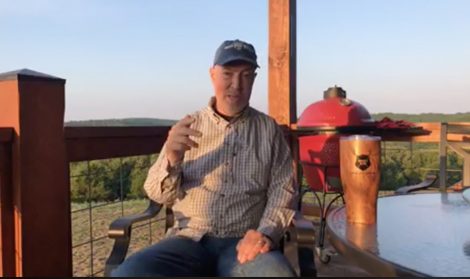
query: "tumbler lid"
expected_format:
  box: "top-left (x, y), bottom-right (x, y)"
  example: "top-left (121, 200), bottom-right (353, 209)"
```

top-left (340, 135), bottom-right (381, 141)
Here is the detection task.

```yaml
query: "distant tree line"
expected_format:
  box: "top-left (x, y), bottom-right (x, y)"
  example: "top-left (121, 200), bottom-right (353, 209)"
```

top-left (372, 112), bottom-right (470, 123)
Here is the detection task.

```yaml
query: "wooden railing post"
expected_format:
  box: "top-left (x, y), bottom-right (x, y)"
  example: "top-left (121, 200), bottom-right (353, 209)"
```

top-left (0, 69), bottom-right (72, 276)
top-left (268, 0), bottom-right (297, 126)
top-left (0, 129), bottom-right (14, 276)
top-left (269, 0), bottom-right (301, 189)
top-left (439, 123), bottom-right (448, 192)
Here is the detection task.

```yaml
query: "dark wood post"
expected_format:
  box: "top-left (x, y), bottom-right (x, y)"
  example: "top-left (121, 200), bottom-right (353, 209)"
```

top-left (0, 129), bottom-right (14, 276)
top-left (268, 0), bottom-right (297, 126)
top-left (269, 0), bottom-right (302, 192)
top-left (439, 122), bottom-right (448, 192)
top-left (0, 69), bottom-right (72, 276)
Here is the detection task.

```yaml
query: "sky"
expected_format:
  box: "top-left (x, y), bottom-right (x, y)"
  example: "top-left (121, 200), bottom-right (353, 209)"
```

top-left (1, 0), bottom-right (469, 121)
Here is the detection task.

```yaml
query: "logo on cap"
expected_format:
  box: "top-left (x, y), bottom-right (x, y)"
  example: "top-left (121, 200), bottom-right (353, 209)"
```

top-left (224, 41), bottom-right (255, 53)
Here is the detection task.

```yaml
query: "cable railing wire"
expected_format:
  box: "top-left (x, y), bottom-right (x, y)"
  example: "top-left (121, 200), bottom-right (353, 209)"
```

top-left (71, 154), bottom-right (164, 277)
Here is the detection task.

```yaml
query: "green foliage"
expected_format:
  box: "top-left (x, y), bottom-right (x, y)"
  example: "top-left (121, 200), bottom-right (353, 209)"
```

top-left (299, 142), bottom-right (464, 192)
top-left (372, 112), bottom-right (470, 122)
top-left (70, 145), bottom-right (464, 202)
top-left (70, 162), bottom-right (111, 202)
top-left (69, 130), bottom-right (467, 202)
top-left (70, 155), bottom-right (157, 202)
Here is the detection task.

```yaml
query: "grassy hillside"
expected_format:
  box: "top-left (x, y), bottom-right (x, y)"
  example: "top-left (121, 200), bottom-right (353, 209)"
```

top-left (371, 112), bottom-right (470, 122)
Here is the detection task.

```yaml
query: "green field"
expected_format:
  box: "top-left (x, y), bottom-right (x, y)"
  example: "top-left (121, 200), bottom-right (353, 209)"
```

top-left (71, 199), bottom-right (167, 277)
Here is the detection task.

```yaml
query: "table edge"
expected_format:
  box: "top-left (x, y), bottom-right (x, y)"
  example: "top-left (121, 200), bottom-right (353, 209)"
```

top-left (326, 206), bottom-right (429, 277)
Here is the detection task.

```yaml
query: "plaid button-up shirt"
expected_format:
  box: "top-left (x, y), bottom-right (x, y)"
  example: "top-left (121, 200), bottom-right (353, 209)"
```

top-left (144, 99), bottom-right (297, 244)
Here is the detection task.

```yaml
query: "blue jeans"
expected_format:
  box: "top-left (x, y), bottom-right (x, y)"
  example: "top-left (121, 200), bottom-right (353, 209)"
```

top-left (111, 235), bottom-right (296, 277)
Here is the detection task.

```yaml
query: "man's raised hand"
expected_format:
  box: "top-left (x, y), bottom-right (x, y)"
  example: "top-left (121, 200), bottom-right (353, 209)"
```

top-left (166, 115), bottom-right (202, 166)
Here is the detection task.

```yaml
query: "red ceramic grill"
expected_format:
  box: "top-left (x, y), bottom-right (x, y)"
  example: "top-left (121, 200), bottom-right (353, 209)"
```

top-left (296, 85), bottom-right (375, 263)
top-left (297, 86), bottom-right (375, 193)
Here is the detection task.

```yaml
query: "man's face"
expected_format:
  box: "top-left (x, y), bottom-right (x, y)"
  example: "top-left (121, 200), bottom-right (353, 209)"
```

top-left (210, 63), bottom-right (257, 117)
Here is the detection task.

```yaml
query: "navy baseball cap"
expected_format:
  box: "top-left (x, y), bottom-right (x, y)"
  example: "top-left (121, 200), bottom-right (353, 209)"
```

top-left (213, 39), bottom-right (259, 68)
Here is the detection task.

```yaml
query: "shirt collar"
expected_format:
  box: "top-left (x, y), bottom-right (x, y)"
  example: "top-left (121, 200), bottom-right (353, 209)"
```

top-left (205, 97), bottom-right (251, 126)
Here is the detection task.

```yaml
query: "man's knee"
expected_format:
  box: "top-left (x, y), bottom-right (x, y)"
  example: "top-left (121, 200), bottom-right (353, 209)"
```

top-left (245, 251), bottom-right (296, 276)
top-left (110, 252), bottom-right (158, 277)
top-left (222, 250), bottom-right (296, 277)
top-left (110, 236), bottom-right (213, 277)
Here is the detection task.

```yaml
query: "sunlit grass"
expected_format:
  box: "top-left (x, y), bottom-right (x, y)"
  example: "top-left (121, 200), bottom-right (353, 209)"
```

top-left (71, 199), bottom-right (166, 277)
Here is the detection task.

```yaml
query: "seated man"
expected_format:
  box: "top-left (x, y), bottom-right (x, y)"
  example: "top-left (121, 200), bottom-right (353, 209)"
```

top-left (112, 39), bottom-right (297, 277)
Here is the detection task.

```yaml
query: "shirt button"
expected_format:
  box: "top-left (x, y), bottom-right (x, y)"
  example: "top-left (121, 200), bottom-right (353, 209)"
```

top-left (220, 194), bottom-right (225, 197)
top-left (232, 152), bottom-right (237, 157)
top-left (225, 162), bottom-right (229, 166)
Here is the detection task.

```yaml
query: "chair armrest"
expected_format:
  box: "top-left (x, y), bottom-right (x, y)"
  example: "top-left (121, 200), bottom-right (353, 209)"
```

top-left (108, 200), bottom-right (163, 238)
top-left (283, 212), bottom-right (317, 277)
top-left (395, 174), bottom-right (438, 195)
top-left (104, 200), bottom-right (163, 276)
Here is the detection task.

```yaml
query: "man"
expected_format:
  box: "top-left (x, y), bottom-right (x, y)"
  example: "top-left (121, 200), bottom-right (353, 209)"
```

top-left (112, 39), bottom-right (297, 277)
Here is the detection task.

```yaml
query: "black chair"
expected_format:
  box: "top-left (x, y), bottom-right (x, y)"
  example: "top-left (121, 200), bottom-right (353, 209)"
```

top-left (394, 174), bottom-right (438, 195)
top-left (104, 200), bottom-right (317, 277)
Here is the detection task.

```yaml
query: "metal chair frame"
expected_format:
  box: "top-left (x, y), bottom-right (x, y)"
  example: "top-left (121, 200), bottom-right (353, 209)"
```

top-left (104, 200), bottom-right (317, 277)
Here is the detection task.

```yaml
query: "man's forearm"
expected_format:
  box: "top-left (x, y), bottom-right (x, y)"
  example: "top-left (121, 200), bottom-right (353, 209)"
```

top-left (143, 146), bottom-right (183, 205)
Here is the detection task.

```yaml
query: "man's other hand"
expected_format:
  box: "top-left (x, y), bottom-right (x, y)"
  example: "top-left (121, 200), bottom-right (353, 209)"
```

top-left (236, 230), bottom-right (272, 264)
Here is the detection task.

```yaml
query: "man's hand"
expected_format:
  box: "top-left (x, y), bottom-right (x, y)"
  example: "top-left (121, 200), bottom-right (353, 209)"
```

top-left (236, 230), bottom-right (273, 264)
top-left (166, 115), bottom-right (202, 166)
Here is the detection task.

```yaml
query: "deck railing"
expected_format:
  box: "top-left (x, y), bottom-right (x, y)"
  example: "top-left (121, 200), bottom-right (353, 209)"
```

top-left (0, 128), bottom-right (14, 276)
top-left (65, 126), bottom-right (170, 276)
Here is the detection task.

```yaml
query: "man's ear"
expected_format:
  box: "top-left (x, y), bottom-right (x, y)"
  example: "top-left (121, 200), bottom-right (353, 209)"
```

top-left (209, 66), bottom-right (216, 82)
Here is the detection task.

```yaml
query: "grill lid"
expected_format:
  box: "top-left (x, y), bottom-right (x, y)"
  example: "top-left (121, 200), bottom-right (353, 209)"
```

top-left (297, 86), bottom-right (375, 128)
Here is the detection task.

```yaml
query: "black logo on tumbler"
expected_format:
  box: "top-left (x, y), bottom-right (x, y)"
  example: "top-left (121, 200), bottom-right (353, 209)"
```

top-left (355, 155), bottom-right (371, 171)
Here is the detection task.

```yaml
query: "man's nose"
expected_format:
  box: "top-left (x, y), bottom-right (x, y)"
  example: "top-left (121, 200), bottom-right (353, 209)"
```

top-left (231, 75), bottom-right (241, 90)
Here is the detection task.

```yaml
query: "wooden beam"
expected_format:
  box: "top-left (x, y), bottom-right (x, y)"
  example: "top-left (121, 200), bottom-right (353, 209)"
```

top-left (269, 0), bottom-right (300, 192)
top-left (268, 0), bottom-right (296, 126)
top-left (0, 140), bottom-right (14, 276)
top-left (65, 127), bottom-right (170, 162)
top-left (0, 129), bottom-right (13, 143)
